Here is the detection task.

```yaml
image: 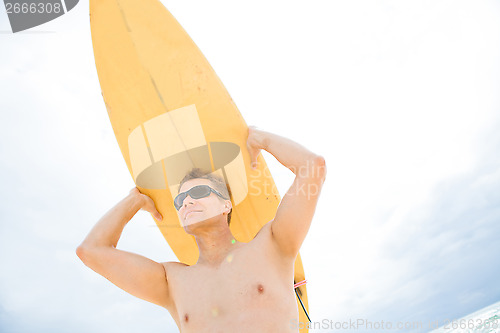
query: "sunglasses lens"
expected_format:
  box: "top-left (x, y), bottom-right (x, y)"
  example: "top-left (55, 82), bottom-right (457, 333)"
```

top-left (174, 186), bottom-right (213, 210)
top-left (174, 193), bottom-right (186, 210)
top-left (190, 185), bottom-right (211, 199)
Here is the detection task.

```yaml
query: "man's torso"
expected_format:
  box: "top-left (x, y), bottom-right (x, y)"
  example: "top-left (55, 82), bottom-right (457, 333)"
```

top-left (163, 222), bottom-right (299, 332)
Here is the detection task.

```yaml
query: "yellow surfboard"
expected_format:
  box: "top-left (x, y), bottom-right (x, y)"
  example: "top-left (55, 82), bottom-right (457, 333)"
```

top-left (90, 0), bottom-right (309, 329)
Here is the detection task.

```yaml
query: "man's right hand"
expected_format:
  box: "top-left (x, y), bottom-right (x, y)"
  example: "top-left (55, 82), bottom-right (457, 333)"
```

top-left (130, 187), bottom-right (163, 221)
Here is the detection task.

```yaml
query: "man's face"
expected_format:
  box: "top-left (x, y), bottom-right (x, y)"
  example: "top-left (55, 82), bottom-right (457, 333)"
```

top-left (176, 178), bottom-right (230, 227)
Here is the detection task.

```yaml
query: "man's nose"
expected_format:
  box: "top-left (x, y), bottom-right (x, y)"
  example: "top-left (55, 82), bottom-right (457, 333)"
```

top-left (183, 195), bottom-right (195, 208)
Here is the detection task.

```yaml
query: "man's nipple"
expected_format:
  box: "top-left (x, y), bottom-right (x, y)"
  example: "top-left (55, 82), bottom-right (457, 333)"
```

top-left (257, 284), bottom-right (264, 294)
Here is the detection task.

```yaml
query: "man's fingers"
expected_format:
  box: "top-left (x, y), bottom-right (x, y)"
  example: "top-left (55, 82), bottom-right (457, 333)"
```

top-left (139, 193), bottom-right (162, 221)
top-left (149, 204), bottom-right (163, 221)
top-left (148, 209), bottom-right (162, 222)
top-left (248, 146), bottom-right (259, 169)
top-left (154, 212), bottom-right (163, 221)
top-left (251, 155), bottom-right (258, 169)
top-left (247, 126), bottom-right (263, 170)
top-left (147, 204), bottom-right (163, 221)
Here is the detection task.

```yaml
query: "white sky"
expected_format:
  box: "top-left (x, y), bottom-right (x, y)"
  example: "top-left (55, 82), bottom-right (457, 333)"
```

top-left (1, 1), bottom-right (499, 332)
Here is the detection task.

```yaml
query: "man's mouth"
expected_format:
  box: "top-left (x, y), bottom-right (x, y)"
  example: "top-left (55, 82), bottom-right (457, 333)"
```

top-left (184, 210), bottom-right (201, 219)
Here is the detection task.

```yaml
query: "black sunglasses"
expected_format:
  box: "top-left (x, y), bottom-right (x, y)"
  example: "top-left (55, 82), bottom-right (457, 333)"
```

top-left (174, 185), bottom-right (229, 211)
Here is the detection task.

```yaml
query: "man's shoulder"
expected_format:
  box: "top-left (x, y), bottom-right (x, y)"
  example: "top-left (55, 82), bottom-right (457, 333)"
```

top-left (161, 261), bottom-right (189, 274)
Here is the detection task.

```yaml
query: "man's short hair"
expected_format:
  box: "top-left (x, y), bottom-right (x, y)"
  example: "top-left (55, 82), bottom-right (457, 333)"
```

top-left (178, 168), bottom-right (232, 225)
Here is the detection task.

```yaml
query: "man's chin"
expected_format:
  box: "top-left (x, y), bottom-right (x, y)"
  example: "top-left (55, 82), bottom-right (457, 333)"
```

top-left (182, 214), bottom-right (222, 230)
top-left (182, 215), bottom-right (210, 228)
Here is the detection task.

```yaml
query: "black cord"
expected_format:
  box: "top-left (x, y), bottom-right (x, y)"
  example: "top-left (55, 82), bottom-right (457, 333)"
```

top-left (295, 288), bottom-right (311, 323)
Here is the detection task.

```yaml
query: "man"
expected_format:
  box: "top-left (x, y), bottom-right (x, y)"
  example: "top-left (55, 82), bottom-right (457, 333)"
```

top-left (76, 127), bottom-right (326, 332)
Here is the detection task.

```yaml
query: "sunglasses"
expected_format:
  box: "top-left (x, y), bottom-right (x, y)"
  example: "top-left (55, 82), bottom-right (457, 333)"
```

top-left (174, 185), bottom-right (229, 211)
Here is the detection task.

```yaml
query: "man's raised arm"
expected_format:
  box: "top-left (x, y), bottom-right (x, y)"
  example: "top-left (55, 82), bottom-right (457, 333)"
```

top-left (76, 188), bottom-right (171, 308)
top-left (247, 127), bottom-right (326, 259)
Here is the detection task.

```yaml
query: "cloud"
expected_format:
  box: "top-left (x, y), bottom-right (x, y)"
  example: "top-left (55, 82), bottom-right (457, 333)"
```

top-left (310, 117), bottom-right (500, 330)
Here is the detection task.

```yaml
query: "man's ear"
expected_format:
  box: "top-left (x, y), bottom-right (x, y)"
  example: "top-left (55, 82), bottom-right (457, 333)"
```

top-left (224, 200), bottom-right (232, 214)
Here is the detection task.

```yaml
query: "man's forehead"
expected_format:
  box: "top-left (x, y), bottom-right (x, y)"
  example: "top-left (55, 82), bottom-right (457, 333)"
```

top-left (179, 178), bottom-right (213, 192)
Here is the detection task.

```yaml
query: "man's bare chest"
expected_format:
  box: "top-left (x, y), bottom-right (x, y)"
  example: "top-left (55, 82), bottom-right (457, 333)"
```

top-left (165, 241), bottom-right (296, 327)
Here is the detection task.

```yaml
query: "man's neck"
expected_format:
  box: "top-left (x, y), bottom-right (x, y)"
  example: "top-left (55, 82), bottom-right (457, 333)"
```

top-left (193, 221), bottom-right (241, 266)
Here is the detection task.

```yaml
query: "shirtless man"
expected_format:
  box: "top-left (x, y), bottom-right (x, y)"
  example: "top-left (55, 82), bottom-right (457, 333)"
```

top-left (76, 127), bottom-right (326, 332)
